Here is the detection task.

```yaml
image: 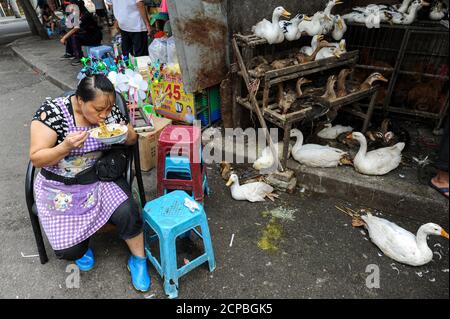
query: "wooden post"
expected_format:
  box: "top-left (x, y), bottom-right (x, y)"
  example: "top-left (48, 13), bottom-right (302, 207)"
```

top-left (363, 90), bottom-right (379, 133)
top-left (232, 37), bottom-right (284, 172)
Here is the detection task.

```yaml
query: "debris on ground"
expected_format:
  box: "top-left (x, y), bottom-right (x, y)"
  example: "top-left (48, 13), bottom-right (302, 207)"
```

top-left (265, 170), bottom-right (297, 194)
top-left (229, 234), bottom-right (235, 248)
top-left (390, 263), bottom-right (400, 275)
top-left (262, 207), bottom-right (297, 222)
top-left (257, 218), bottom-right (283, 252)
top-left (21, 252), bottom-right (39, 258)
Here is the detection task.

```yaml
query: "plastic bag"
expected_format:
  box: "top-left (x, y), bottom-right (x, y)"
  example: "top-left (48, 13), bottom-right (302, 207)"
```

top-left (166, 36), bottom-right (179, 65)
top-left (148, 38), bottom-right (167, 64)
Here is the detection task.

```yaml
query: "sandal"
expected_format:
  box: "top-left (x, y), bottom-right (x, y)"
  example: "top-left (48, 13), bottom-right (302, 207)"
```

top-left (429, 180), bottom-right (449, 199)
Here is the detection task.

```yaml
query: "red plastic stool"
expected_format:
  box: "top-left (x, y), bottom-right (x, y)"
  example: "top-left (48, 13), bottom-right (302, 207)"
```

top-left (157, 125), bottom-right (206, 202)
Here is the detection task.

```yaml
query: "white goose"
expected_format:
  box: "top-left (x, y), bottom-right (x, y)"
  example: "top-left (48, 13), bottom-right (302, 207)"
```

top-left (253, 142), bottom-right (293, 171)
top-left (298, 13), bottom-right (323, 37)
top-left (290, 129), bottom-right (348, 168)
top-left (315, 39), bottom-right (346, 60)
top-left (332, 15), bottom-right (347, 41)
top-left (317, 124), bottom-right (353, 140)
top-left (279, 14), bottom-right (306, 41)
top-left (389, 0), bottom-right (430, 25)
top-left (429, 0), bottom-right (448, 20)
top-left (252, 7), bottom-right (292, 44)
top-left (361, 214), bottom-right (449, 266)
top-left (300, 35), bottom-right (323, 56)
top-left (314, 0), bottom-right (344, 35)
top-left (226, 174), bottom-right (277, 202)
top-left (347, 132), bottom-right (405, 176)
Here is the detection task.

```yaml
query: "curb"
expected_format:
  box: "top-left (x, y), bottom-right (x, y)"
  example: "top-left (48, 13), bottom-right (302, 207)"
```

top-left (8, 39), bottom-right (75, 91)
top-left (287, 159), bottom-right (449, 225)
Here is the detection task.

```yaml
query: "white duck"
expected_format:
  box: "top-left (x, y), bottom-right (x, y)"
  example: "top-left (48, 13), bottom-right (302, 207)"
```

top-left (332, 15), bottom-right (347, 41)
top-left (429, 0), bottom-right (448, 20)
top-left (314, 0), bottom-right (344, 35)
top-left (299, 14), bottom-right (323, 37)
top-left (347, 132), bottom-right (405, 176)
top-left (290, 129), bottom-right (348, 168)
top-left (396, 0), bottom-right (414, 13)
top-left (318, 124), bottom-right (353, 140)
top-left (361, 214), bottom-right (449, 266)
top-left (389, 0), bottom-right (430, 25)
top-left (315, 40), bottom-right (346, 60)
top-left (253, 142), bottom-right (293, 171)
top-left (279, 14), bottom-right (306, 41)
top-left (252, 7), bottom-right (292, 44)
top-left (226, 174), bottom-right (277, 202)
top-left (300, 35), bottom-right (323, 56)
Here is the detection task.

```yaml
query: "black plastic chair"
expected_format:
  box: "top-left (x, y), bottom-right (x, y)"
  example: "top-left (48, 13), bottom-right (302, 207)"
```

top-left (25, 91), bottom-right (147, 264)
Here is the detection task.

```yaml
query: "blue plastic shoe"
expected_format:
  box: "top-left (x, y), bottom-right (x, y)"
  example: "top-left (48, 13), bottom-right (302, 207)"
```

top-left (127, 255), bottom-right (151, 292)
top-left (75, 248), bottom-right (95, 272)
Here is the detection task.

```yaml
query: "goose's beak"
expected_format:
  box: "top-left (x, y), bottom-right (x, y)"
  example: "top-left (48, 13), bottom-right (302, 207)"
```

top-left (379, 75), bottom-right (389, 82)
top-left (282, 10), bottom-right (292, 18)
top-left (317, 35), bottom-right (324, 41)
top-left (304, 15), bottom-right (312, 21)
top-left (422, 1), bottom-right (430, 7)
top-left (442, 229), bottom-right (449, 239)
top-left (226, 179), bottom-right (234, 187)
top-left (346, 133), bottom-right (354, 140)
top-left (335, 1), bottom-right (344, 5)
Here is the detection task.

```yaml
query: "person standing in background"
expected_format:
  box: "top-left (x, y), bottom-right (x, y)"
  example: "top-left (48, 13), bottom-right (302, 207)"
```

top-left (106, 0), bottom-right (151, 57)
top-left (91, 0), bottom-right (108, 26)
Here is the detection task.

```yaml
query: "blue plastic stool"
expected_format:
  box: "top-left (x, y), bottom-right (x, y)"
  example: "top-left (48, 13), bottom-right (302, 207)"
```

top-left (164, 155), bottom-right (210, 196)
top-left (143, 191), bottom-right (216, 299)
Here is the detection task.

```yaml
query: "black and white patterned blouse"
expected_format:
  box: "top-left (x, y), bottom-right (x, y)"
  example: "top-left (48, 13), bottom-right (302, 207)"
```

top-left (32, 95), bottom-right (127, 145)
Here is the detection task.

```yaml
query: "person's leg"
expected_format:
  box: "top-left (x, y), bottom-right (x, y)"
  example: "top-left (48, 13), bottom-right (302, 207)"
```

top-left (110, 178), bottom-right (150, 292)
top-left (120, 30), bottom-right (133, 58)
top-left (132, 31), bottom-right (149, 57)
top-left (65, 34), bottom-right (74, 56)
top-left (54, 239), bottom-right (90, 261)
top-left (431, 117), bottom-right (449, 198)
top-left (110, 178), bottom-right (144, 256)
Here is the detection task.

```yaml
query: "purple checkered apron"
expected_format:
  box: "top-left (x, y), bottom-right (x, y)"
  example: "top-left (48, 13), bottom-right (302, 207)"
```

top-left (34, 97), bottom-right (128, 251)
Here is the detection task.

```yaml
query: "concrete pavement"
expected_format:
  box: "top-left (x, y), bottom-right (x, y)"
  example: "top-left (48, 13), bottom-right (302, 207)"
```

top-left (1, 39), bottom-right (448, 299)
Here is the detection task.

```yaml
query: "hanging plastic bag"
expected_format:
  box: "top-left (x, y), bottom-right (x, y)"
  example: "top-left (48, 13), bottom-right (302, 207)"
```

top-left (166, 36), bottom-right (179, 65)
top-left (148, 38), bottom-right (168, 64)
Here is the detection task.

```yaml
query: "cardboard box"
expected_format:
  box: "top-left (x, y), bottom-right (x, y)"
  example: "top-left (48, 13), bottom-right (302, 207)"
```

top-left (138, 117), bottom-right (172, 171)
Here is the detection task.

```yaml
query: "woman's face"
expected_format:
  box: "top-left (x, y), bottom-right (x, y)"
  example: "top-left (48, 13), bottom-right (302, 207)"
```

top-left (79, 92), bottom-right (115, 125)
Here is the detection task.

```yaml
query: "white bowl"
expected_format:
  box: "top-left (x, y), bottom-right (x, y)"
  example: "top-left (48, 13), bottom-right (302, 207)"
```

top-left (90, 123), bottom-right (128, 145)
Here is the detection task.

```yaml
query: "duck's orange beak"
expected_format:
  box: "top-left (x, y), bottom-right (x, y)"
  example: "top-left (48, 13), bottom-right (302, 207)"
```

top-left (226, 179), bottom-right (234, 187)
top-left (346, 133), bottom-right (354, 140)
top-left (379, 75), bottom-right (389, 82)
top-left (282, 10), bottom-right (292, 18)
top-left (422, 1), bottom-right (430, 7)
top-left (442, 229), bottom-right (449, 239)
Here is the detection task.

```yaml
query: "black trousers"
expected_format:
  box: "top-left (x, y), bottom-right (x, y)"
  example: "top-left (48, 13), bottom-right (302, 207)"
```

top-left (54, 178), bottom-right (143, 261)
top-left (436, 117), bottom-right (449, 172)
top-left (66, 32), bottom-right (102, 59)
top-left (120, 30), bottom-right (148, 57)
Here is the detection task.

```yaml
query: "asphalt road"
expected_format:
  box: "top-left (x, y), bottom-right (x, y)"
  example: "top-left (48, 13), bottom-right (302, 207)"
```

top-left (0, 19), bottom-right (31, 45)
top-left (0, 48), bottom-right (448, 299)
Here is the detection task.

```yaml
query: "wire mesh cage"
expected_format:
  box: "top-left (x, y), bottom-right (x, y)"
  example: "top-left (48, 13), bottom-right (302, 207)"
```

top-left (345, 20), bottom-right (449, 130)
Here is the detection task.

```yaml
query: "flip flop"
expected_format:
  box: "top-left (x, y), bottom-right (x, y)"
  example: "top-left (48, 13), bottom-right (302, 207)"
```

top-left (429, 180), bottom-right (449, 199)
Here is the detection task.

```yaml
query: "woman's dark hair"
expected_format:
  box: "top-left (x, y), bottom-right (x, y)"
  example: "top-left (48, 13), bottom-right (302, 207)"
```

top-left (76, 74), bottom-right (116, 103)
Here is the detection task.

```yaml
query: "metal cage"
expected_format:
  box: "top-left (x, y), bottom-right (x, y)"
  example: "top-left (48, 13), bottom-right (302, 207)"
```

top-left (345, 21), bottom-right (449, 130)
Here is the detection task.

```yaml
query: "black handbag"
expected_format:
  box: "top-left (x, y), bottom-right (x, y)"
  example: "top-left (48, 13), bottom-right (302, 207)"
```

top-left (95, 147), bottom-right (128, 182)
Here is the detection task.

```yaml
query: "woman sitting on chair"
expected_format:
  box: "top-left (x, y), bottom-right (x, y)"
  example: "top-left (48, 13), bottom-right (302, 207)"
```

top-left (29, 74), bottom-right (151, 293)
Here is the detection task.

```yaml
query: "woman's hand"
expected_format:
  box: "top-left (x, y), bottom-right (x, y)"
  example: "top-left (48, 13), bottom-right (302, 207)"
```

top-left (60, 37), bottom-right (67, 45)
top-left (62, 131), bottom-right (89, 151)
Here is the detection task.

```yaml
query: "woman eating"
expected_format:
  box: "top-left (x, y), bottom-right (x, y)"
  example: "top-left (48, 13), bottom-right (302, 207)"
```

top-left (29, 74), bottom-right (151, 293)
